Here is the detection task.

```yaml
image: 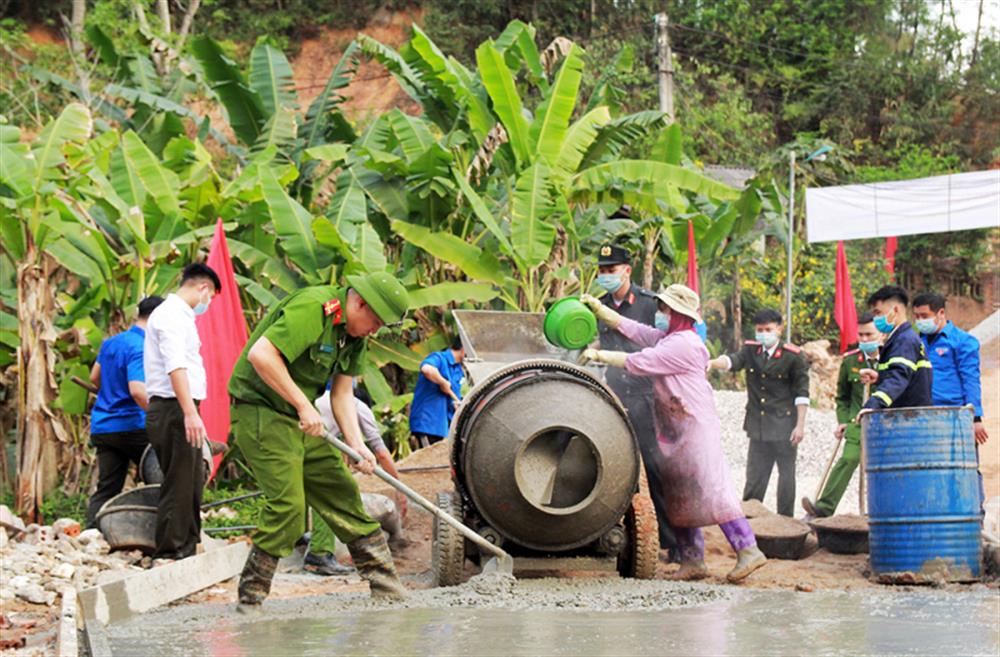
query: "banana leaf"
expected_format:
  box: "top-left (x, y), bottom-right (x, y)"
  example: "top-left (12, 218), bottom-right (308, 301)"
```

top-left (248, 42), bottom-right (298, 117)
top-left (555, 106), bottom-right (610, 177)
top-left (475, 41), bottom-right (531, 167)
top-left (452, 170), bottom-right (513, 258)
top-left (300, 41), bottom-right (359, 151)
top-left (406, 282), bottom-right (498, 309)
top-left (391, 220), bottom-right (506, 286)
top-left (120, 131), bottom-right (182, 216)
top-left (252, 106), bottom-right (298, 156)
top-left (530, 45), bottom-right (583, 166)
top-left (259, 167), bottom-right (325, 274)
top-left (511, 162), bottom-right (557, 269)
top-left (31, 103), bottom-right (92, 190)
top-left (190, 36), bottom-right (266, 146)
top-left (386, 110), bottom-right (436, 163)
top-left (368, 337), bottom-right (423, 371)
top-left (577, 111), bottom-right (669, 170)
top-left (573, 161), bottom-right (741, 201)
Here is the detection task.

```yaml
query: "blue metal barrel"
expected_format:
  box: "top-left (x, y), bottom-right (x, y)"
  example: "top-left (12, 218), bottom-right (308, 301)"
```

top-left (862, 406), bottom-right (981, 583)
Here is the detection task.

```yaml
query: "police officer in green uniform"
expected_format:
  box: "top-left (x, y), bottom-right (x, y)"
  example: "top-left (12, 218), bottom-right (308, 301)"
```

top-left (228, 272), bottom-right (409, 610)
top-left (802, 313), bottom-right (880, 518)
top-left (709, 309), bottom-right (810, 517)
top-left (593, 244), bottom-right (677, 560)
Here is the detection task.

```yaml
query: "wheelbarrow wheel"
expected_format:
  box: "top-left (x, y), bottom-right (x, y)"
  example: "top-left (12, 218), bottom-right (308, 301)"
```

top-left (617, 494), bottom-right (658, 580)
top-left (432, 491), bottom-right (466, 587)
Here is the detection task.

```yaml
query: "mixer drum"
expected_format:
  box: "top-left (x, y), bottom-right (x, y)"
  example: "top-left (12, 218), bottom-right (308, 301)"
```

top-left (456, 361), bottom-right (640, 551)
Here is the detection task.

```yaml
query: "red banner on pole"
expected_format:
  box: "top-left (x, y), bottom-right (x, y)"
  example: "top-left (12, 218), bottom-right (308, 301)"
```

top-left (686, 220), bottom-right (699, 293)
top-left (834, 240), bottom-right (858, 354)
top-left (884, 236), bottom-right (898, 276)
top-left (195, 219), bottom-right (249, 477)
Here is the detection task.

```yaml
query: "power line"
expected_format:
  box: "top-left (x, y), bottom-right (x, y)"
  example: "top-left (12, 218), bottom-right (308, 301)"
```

top-left (669, 22), bottom-right (816, 60)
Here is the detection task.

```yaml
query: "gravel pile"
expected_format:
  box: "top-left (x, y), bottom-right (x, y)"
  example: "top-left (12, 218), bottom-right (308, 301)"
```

top-left (715, 390), bottom-right (860, 516)
top-left (0, 507), bottom-right (145, 608)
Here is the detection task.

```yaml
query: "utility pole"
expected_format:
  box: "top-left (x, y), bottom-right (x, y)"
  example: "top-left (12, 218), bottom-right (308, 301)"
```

top-left (655, 13), bottom-right (675, 122)
top-left (786, 149), bottom-right (795, 343)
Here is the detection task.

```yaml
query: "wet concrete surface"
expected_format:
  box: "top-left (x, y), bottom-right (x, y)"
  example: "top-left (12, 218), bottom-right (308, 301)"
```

top-left (106, 581), bottom-right (998, 656)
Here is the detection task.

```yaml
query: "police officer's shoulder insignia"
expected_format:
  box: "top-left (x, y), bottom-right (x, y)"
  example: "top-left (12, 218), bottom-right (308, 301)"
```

top-left (844, 348), bottom-right (861, 356)
top-left (744, 340), bottom-right (761, 347)
top-left (323, 298), bottom-right (343, 324)
top-left (783, 343), bottom-right (802, 354)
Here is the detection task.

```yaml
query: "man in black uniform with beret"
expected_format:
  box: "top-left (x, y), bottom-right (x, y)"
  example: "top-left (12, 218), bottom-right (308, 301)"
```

top-left (594, 244), bottom-right (678, 561)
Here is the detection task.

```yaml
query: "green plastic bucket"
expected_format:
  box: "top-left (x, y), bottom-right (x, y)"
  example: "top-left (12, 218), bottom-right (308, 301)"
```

top-left (543, 297), bottom-right (597, 350)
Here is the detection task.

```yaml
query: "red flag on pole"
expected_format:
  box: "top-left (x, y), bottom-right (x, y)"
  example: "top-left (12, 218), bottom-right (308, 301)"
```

top-left (686, 220), bottom-right (699, 293)
top-left (834, 240), bottom-right (858, 354)
top-left (884, 236), bottom-right (898, 276)
top-left (196, 219), bottom-right (249, 477)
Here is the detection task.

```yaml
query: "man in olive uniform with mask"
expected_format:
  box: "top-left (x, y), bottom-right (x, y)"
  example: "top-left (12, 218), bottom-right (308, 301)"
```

top-left (228, 272), bottom-right (410, 610)
top-left (594, 244), bottom-right (678, 560)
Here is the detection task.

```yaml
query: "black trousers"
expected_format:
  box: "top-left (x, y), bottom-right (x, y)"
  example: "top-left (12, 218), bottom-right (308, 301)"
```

top-left (743, 438), bottom-right (798, 517)
top-left (146, 397), bottom-right (204, 559)
top-left (622, 394), bottom-right (677, 553)
top-left (86, 429), bottom-right (149, 528)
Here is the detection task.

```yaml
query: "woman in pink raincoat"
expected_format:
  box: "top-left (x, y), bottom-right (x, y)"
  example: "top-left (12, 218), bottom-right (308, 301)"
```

top-left (581, 284), bottom-right (768, 582)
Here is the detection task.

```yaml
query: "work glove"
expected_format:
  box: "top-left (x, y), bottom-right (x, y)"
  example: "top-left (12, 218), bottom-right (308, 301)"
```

top-left (580, 348), bottom-right (628, 368)
top-left (580, 293), bottom-right (622, 329)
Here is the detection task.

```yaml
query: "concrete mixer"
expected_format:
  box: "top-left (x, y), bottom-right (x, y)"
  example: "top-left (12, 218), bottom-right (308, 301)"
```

top-left (431, 310), bottom-right (659, 585)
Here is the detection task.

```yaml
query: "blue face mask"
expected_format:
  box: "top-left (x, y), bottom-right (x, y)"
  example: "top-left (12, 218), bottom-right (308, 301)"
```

top-left (914, 318), bottom-right (938, 335)
top-left (873, 314), bottom-right (894, 334)
top-left (755, 331), bottom-right (779, 348)
top-left (858, 340), bottom-right (880, 355)
top-left (596, 273), bottom-right (624, 293)
top-left (193, 290), bottom-right (211, 316)
top-left (654, 311), bottom-right (670, 331)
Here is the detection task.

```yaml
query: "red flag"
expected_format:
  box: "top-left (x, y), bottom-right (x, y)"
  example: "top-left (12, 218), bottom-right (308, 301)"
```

top-left (686, 220), bottom-right (699, 293)
top-left (834, 240), bottom-right (858, 354)
top-left (884, 236), bottom-right (897, 276)
top-left (196, 219), bottom-right (249, 477)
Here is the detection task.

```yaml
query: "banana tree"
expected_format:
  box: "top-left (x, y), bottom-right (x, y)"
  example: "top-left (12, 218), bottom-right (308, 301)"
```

top-left (365, 23), bottom-right (739, 311)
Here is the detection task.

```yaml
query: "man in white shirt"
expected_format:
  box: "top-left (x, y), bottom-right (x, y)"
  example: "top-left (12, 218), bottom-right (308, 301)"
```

top-left (144, 263), bottom-right (220, 559)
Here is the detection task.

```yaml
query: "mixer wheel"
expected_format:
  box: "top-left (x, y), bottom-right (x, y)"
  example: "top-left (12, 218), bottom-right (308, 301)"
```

top-left (617, 493), bottom-right (659, 580)
top-left (432, 491), bottom-right (466, 587)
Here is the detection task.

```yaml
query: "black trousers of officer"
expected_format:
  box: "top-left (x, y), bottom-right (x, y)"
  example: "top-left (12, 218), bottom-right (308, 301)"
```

top-left (743, 438), bottom-right (797, 517)
top-left (147, 397), bottom-right (204, 559)
top-left (624, 394), bottom-right (677, 554)
top-left (86, 429), bottom-right (149, 528)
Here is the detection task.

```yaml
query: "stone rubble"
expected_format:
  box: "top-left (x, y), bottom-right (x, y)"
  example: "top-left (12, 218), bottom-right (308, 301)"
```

top-left (0, 509), bottom-right (146, 609)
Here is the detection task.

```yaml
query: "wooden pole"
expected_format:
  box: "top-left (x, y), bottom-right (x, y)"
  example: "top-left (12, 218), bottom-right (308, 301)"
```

top-left (655, 13), bottom-right (675, 122)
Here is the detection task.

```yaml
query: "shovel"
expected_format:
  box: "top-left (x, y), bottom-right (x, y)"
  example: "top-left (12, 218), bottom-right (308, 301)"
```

top-left (323, 431), bottom-right (515, 578)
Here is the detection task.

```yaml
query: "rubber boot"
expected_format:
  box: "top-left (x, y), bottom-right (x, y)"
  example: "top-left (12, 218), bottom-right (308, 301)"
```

top-left (346, 530), bottom-right (408, 600)
top-left (668, 560), bottom-right (710, 581)
top-left (237, 545), bottom-right (279, 611)
top-left (727, 546), bottom-right (767, 583)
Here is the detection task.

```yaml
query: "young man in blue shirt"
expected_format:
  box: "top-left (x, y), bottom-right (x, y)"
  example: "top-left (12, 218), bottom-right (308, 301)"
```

top-left (409, 338), bottom-right (465, 447)
top-left (86, 296), bottom-right (164, 527)
top-left (912, 292), bottom-right (989, 446)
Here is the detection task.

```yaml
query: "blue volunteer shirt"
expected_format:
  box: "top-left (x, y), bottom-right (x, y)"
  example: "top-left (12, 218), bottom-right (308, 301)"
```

top-left (90, 325), bottom-right (147, 435)
top-left (921, 320), bottom-right (983, 416)
top-left (409, 350), bottom-right (464, 438)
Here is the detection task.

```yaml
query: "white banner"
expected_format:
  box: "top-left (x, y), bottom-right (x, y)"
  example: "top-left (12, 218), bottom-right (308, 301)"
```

top-left (805, 169), bottom-right (1000, 243)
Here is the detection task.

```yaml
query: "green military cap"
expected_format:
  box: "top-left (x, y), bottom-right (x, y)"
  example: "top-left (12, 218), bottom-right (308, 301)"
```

top-left (346, 272), bottom-right (409, 325)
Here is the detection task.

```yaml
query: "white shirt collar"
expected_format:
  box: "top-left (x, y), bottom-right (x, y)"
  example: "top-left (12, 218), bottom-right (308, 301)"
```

top-left (168, 293), bottom-right (195, 318)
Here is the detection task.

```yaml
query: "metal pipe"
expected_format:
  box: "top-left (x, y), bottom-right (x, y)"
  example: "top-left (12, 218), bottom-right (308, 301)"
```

top-left (323, 431), bottom-right (514, 572)
top-left (786, 149), bottom-right (795, 343)
top-left (398, 464), bottom-right (450, 473)
top-left (204, 525), bottom-right (256, 534)
top-left (201, 491), bottom-right (262, 510)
